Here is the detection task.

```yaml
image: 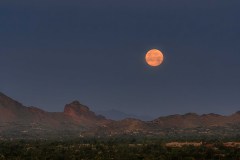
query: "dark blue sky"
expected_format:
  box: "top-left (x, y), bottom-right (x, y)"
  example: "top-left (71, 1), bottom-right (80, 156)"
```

top-left (1, 0), bottom-right (240, 118)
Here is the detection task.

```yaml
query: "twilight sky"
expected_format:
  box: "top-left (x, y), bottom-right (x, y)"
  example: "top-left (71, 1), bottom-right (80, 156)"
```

top-left (1, 0), bottom-right (240, 118)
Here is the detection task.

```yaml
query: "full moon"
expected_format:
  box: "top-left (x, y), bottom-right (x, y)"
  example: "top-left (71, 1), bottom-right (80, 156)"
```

top-left (145, 49), bottom-right (164, 67)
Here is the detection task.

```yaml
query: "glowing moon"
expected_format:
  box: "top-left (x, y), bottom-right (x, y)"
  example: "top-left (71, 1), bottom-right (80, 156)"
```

top-left (145, 49), bottom-right (164, 67)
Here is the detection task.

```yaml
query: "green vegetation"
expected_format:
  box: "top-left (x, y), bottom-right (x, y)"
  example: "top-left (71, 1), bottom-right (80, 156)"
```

top-left (0, 137), bottom-right (239, 160)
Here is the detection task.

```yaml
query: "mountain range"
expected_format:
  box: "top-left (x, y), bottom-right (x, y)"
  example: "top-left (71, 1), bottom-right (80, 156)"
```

top-left (0, 92), bottom-right (240, 139)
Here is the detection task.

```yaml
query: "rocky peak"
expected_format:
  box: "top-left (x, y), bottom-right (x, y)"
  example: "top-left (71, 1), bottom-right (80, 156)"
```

top-left (70, 100), bottom-right (83, 106)
top-left (63, 101), bottom-right (106, 123)
top-left (64, 101), bottom-right (91, 116)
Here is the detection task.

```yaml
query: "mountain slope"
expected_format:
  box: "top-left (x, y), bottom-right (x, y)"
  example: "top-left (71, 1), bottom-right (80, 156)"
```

top-left (0, 92), bottom-right (110, 138)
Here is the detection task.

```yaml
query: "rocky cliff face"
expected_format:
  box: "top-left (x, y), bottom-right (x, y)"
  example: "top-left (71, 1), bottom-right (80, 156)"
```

top-left (64, 101), bottom-right (96, 120)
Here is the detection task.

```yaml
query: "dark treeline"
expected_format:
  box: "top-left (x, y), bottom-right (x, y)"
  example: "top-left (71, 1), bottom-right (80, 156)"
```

top-left (0, 137), bottom-right (240, 160)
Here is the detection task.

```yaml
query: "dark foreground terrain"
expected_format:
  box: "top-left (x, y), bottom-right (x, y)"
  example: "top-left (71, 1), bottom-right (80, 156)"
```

top-left (0, 137), bottom-right (240, 160)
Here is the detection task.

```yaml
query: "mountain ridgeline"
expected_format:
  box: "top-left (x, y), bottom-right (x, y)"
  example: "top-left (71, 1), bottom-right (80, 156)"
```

top-left (0, 92), bottom-right (240, 139)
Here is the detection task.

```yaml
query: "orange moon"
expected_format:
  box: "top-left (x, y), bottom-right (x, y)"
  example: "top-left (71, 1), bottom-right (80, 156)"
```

top-left (145, 49), bottom-right (164, 67)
